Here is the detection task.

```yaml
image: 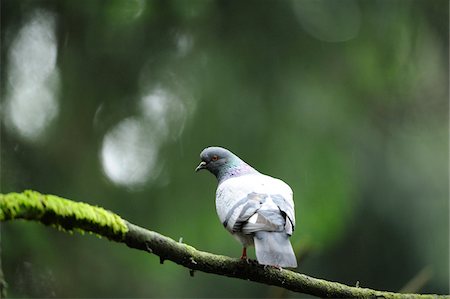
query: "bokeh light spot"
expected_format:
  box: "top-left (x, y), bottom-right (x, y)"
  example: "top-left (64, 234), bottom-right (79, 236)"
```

top-left (101, 117), bottom-right (159, 187)
top-left (139, 86), bottom-right (187, 139)
top-left (3, 10), bottom-right (60, 142)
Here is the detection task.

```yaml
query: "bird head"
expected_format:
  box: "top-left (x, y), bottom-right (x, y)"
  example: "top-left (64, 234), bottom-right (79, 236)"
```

top-left (195, 147), bottom-right (234, 175)
top-left (196, 147), bottom-right (258, 183)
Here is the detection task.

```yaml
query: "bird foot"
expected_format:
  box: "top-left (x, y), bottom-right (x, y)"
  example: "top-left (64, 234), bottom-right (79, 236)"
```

top-left (240, 247), bottom-right (247, 260)
top-left (239, 257), bottom-right (258, 265)
top-left (239, 248), bottom-right (258, 265)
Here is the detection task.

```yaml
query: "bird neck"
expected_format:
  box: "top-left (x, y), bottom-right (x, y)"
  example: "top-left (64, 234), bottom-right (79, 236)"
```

top-left (215, 159), bottom-right (258, 184)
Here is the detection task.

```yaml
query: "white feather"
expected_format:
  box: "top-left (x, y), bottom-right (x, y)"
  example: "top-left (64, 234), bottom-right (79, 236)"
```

top-left (215, 172), bottom-right (298, 267)
top-left (215, 173), bottom-right (294, 234)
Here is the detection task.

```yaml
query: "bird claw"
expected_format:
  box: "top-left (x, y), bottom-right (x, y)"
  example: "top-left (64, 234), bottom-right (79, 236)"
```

top-left (239, 257), bottom-right (258, 265)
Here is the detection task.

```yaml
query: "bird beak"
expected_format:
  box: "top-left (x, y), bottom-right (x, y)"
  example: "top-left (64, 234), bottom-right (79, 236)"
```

top-left (195, 161), bottom-right (207, 172)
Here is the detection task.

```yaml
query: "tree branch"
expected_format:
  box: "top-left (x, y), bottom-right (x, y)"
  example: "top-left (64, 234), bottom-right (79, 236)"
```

top-left (0, 191), bottom-right (447, 299)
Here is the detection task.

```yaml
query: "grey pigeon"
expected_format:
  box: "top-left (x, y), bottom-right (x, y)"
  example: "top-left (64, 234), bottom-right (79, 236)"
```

top-left (196, 146), bottom-right (297, 268)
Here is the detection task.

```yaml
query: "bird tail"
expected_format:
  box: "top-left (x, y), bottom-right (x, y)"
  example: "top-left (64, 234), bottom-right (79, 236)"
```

top-left (253, 231), bottom-right (297, 268)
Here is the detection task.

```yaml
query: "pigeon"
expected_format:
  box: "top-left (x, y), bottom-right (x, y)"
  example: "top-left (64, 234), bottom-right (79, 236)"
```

top-left (195, 146), bottom-right (297, 268)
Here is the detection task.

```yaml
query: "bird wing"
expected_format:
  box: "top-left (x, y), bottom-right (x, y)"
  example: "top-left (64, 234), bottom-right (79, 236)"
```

top-left (216, 173), bottom-right (295, 235)
top-left (222, 192), bottom-right (295, 236)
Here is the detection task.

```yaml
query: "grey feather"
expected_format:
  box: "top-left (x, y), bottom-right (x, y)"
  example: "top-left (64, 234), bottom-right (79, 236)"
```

top-left (224, 193), bottom-right (267, 232)
top-left (241, 212), bottom-right (282, 234)
top-left (232, 200), bottom-right (261, 232)
top-left (257, 209), bottom-right (285, 227)
top-left (227, 193), bottom-right (294, 236)
top-left (271, 194), bottom-right (295, 235)
top-left (222, 197), bottom-right (249, 228)
top-left (254, 231), bottom-right (297, 268)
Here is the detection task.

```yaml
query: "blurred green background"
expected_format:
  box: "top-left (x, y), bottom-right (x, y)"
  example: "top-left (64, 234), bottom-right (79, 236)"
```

top-left (1, 0), bottom-right (448, 297)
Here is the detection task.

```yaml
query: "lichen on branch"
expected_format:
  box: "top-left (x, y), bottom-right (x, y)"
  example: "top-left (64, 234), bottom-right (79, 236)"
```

top-left (0, 190), bottom-right (128, 240)
top-left (0, 191), bottom-right (447, 299)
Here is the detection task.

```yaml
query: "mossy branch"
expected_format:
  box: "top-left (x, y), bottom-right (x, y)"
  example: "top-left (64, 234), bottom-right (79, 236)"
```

top-left (0, 191), bottom-right (447, 299)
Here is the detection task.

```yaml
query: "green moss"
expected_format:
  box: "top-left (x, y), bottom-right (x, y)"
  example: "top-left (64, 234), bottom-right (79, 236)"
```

top-left (0, 190), bottom-right (128, 239)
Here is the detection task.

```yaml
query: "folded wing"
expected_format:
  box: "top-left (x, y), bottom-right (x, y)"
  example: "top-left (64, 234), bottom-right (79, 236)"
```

top-left (222, 192), bottom-right (297, 268)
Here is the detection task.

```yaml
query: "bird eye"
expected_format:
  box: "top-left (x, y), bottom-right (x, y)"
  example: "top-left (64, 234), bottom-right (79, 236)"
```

top-left (211, 155), bottom-right (219, 161)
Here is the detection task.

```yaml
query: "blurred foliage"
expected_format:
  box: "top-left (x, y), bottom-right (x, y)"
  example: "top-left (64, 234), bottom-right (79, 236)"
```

top-left (1, 0), bottom-right (448, 297)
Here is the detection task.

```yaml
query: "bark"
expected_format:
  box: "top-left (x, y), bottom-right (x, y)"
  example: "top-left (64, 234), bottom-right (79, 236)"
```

top-left (0, 191), bottom-right (447, 299)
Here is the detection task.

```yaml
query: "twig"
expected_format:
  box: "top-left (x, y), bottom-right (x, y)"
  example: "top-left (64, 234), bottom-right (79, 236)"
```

top-left (0, 191), bottom-right (448, 299)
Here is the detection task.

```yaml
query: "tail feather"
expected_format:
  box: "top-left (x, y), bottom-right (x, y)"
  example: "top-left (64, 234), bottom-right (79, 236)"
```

top-left (254, 231), bottom-right (297, 268)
